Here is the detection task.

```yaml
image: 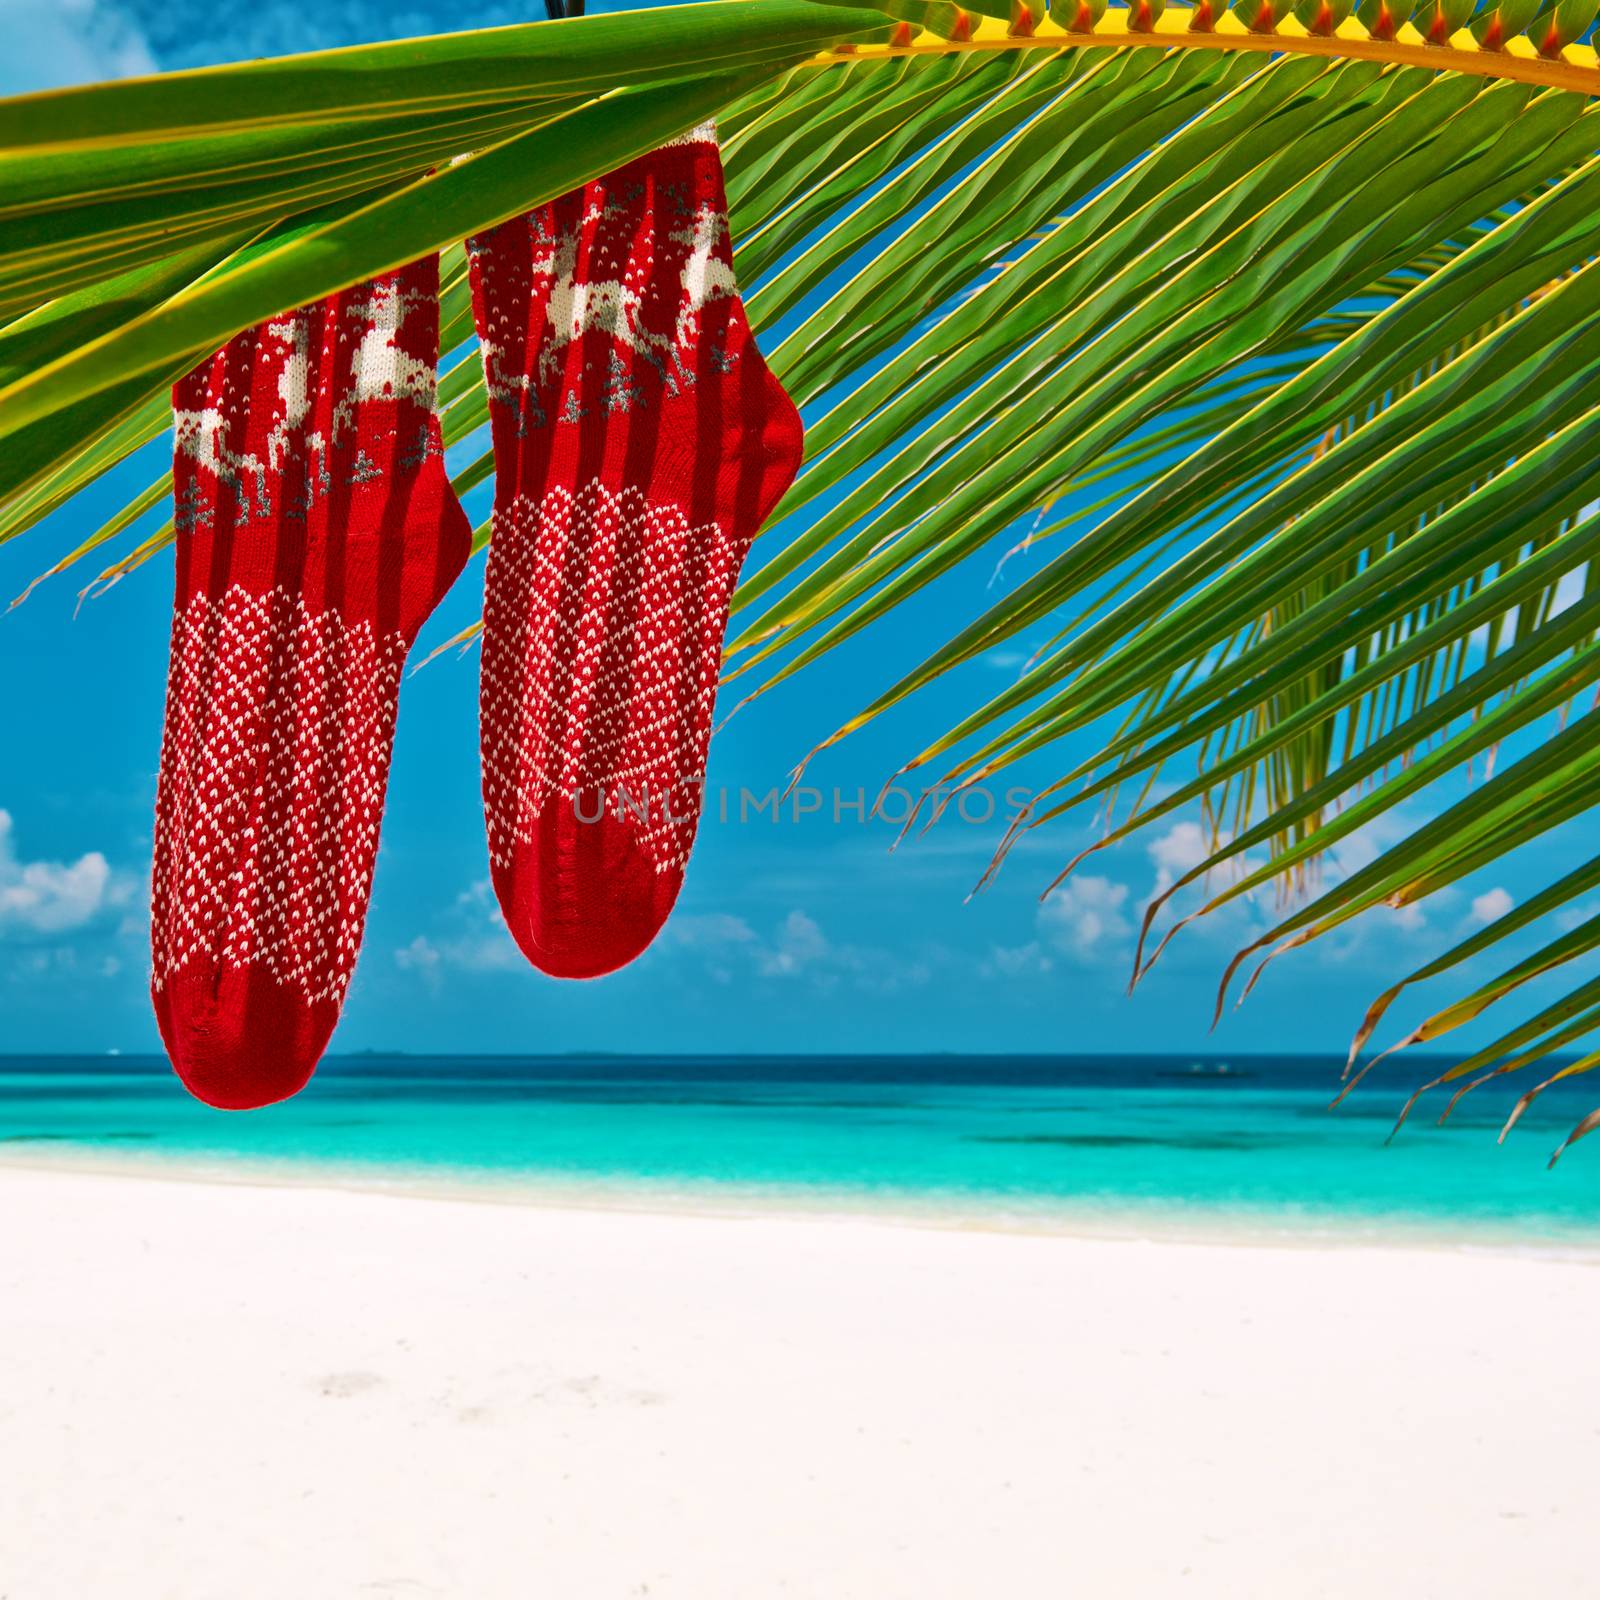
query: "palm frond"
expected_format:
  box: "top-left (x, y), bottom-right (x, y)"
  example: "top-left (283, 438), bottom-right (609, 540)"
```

top-left (11, 0), bottom-right (1600, 1152)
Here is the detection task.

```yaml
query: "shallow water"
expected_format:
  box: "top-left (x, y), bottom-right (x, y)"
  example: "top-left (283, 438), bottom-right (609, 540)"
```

top-left (4, 1053), bottom-right (1598, 1244)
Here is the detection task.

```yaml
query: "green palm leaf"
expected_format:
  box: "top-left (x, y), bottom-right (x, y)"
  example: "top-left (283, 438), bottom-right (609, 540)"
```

top-left (12, 0), bottom-right (1600, 1154)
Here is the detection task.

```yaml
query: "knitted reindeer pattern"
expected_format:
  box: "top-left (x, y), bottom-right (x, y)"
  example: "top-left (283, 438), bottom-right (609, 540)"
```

top-left (467, 123), bottom-right (802, 978)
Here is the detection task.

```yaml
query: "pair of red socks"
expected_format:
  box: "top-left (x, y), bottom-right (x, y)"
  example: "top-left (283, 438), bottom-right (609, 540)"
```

top-left (150, 127), bottom-right (803, 1109)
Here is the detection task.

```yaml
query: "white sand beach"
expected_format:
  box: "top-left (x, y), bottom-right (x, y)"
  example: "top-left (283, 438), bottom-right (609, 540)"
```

top-left (2, 1163), bottom-right (1597, 1599)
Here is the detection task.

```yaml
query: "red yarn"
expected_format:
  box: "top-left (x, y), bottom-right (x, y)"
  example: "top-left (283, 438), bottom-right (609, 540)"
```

top-left (468, 126), bottom-right (803, 978)
top-left (152, 257), bottom-right (470, 1108)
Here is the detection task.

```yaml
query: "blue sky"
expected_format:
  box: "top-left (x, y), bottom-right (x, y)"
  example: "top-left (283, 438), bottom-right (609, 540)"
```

top-left (1, 0), bottom-right (1587, 1064)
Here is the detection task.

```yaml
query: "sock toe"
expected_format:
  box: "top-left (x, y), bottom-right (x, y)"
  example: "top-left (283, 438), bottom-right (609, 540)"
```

top-left (496, 810), bottom-right (682, 980)
top-left (154, 967), bottom-right (336, 1110)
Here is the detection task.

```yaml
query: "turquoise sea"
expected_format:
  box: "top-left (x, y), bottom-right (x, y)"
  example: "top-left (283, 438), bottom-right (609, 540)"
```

top-left (4, 1053), bottom-right (1599, 1244)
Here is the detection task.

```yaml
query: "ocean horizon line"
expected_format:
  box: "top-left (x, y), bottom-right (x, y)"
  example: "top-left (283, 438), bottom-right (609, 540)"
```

top-left (0, 1048), bottom-right (1553, 1066)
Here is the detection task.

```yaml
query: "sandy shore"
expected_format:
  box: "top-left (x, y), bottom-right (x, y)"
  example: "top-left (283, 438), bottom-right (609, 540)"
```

top-left (1, 1165), bottom-right (1596, 1598)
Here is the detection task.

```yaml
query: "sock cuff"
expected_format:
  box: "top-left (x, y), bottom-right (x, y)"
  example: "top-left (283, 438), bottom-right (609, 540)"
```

top-left (664, 119), bottom-right (718, 149)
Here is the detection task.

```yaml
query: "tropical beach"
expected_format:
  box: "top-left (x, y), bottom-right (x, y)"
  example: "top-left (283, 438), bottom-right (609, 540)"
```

top-left (5, 1055), bottom-right (1600, 1595)
top-left (12, 0), bottom-right (1600, 1592)
top-left (6, 1158), bottom-right (1598, 1599)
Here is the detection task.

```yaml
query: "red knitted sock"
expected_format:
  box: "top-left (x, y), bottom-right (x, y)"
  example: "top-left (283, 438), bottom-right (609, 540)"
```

top-left (152, 257), bottom-right (471, 1109)
top-left (469, 123), bottom-right (803, 979)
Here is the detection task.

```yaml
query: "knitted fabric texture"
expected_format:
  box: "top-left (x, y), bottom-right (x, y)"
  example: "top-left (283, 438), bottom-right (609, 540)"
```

top-left (152, 257), bottom-right (470, 1109)
top-left (468, 125), bottom-right (803, 979)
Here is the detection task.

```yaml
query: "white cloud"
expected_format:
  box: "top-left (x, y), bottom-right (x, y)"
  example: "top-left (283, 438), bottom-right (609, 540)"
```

top-left (398, 927), bottom-right (521, 977)
top-left (132, 4), bottom-right (536, 73)
top-left (670, 912), bottom-right (758, 950)
top-left (0, 0), bottom-right (156, 95)
top-left (1551, 565), bottom-right (1590, 616)
top-left (670, 907), bottom-right (929, 992)
top-left (756, 909), bottom-right (830, 978)
top-left (1146, 820), bottom-right (1215, 878)
top-left (666, 913), bottom-right (758, 984)
top-left (1143, 821), bottom-right (1266, 907)
top-left (1463, 556), bottom-right (1590, 662)
top-left (1147, 806), bottom-right (1432, 904)
top-left (981, 940), bottom-right (1054, 979)
top-left (1470, 886), bottom-right (1515, 925)
top-left (1322, 817), bottom-right (1414, 880)
top-left (1037, 874), bottom-right (1132, 963)
top-left (393, 882), bottom-right (524, 985)
top-left (394, 935), bottom-right (442, 977)
top-left (0, 809), bottom-right (118, 936)
top-left (1059, 804), bottom-right (1451, 984)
